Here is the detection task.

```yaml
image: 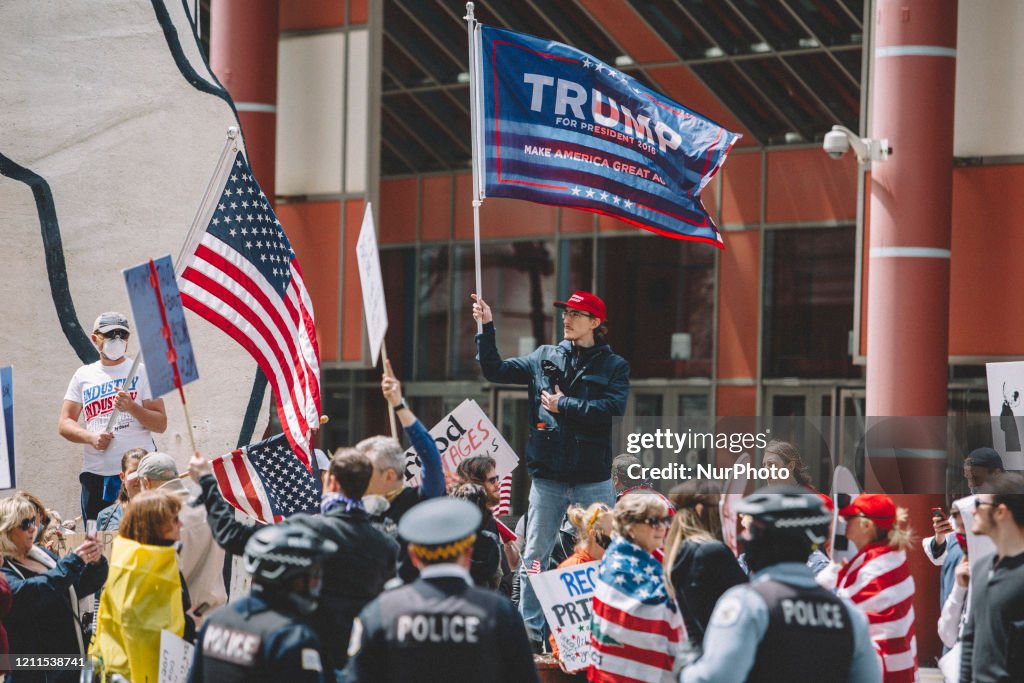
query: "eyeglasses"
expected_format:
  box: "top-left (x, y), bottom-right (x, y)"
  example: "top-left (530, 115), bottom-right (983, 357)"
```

top-left (562, 309), bottom-right (595, 321)
top-left (102, 330), bottom-right (130, 340)
top-left (641, 516), bottom-right (672, 528)
top-left (974, 499), bottom-right (995, 510)
top-left (18, 517), bottom-right (39, 532)
top-left (485, 475), bottom-right (500, 485)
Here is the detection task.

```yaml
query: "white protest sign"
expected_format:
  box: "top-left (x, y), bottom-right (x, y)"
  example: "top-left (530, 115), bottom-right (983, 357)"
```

top-left (159, 629), bottom-right (195, 683)
top-left (403, 399), bottom-right (518, 487)
top-left (985, 361), bottom-right (1024, 470)
top-left (829, 465), bottom-right (862, 564)
top-left (719, 452), bottom-right (750, 556)
top-left (529, 561), bottom-right (600, 673)
top-left (0, 366), bottom-right (13, 490)
top-left (356, 203), bottom-right (388, 367)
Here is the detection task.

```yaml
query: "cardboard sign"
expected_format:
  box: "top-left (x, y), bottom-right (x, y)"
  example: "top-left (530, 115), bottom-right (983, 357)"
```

top-left (0, 366), bottom-right (13, 490)
top-left (718, 452), bottom-right (750, 556)
top-left (123, 254), bottom-right (199, 397)
top-left (355, 203), bottom-right (389, 367)
top-left (63, 529), bottom-right (119, 562)
top-left (985, 361), bottom-right (1024, 469)
top-left (529, 561), bottom-right (600, 672)
top-left (403, 399), bottom-right (518, 486)
top-left (159, 629), bottom-right (195, 683)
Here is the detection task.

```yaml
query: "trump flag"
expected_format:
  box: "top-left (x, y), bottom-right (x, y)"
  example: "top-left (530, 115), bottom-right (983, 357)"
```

top-left (477, 25), bottom-right (740, 247)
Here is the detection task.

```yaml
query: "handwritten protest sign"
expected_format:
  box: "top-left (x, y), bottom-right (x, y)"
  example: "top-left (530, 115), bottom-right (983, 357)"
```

top-left (403, 399), bottom-right (518, 486)
top-left (123, 255), bottom-right (199, 397)
top-left (529, 561), bottom-right (600, 672)
top-left (159, 629), bottom-right (194, 683)
top-left (356, 203), bottom-right (388, 367)
top-left (1, 366), bottom-right (13, 490)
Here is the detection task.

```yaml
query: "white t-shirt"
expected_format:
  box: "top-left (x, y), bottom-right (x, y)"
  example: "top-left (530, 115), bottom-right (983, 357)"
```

top-left (64, 357), bottom-right (156, 475)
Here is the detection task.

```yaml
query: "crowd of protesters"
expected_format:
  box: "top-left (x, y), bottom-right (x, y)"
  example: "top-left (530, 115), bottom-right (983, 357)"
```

top-left (0, 301), bottom-right (1022, 683)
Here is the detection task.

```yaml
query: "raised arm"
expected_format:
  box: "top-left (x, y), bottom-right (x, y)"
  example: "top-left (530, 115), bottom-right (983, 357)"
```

top-left (472, 294), bottom-right (533, 385)
top-left (382, 361), bottom-right (445, 498)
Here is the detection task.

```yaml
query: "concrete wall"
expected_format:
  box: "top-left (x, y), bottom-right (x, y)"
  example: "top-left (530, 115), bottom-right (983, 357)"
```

top-left (0, 0), bottom-right (267, 517)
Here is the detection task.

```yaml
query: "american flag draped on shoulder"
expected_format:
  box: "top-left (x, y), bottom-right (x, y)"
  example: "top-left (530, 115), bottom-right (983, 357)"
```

top-left (590, 538), bottom-right (684, 683)
top-left (472, 24), bottom-right (740, 247)
top-left (835, 544), bottom-right (917, 682)
top-left (179, 151), bottom-right (321, 468)
top-left (212, 433), bottom-right (322, 524)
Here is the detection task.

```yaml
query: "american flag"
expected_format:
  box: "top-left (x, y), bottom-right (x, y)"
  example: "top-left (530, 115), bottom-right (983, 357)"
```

top-left (180, 151), bottom-right (320, 469)
top-left (211, 433), bottom-right (322, 524)
top-left (493, 474), bottom-right (513, 516)
top-left (526, 559), bottom-right (542, 575)
top-left (835, 543), bottom-right (917, 682)
top-left (590, 538), bottom-right (683, 682)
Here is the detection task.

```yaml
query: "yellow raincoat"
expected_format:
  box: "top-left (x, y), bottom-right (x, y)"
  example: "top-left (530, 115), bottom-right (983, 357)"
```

top-left (89, 536), bottom-right (185, 682)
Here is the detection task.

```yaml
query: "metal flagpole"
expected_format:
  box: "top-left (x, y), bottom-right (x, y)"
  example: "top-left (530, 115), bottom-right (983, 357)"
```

top-left (106, 129), bottom-right (241, 433)
top-left (465, 3), bottom-right (485, 334)
top-left (175, 126), bottom-right (242, 278)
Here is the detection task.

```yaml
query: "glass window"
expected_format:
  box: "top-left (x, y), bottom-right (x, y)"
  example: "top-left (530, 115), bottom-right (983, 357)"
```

top-left (763, 227), bottom-right (862, 378)
top-left (596, 235), bottom-right (715, 379)
top-left (417, 245), bottom-right (450, 380)
top-left (381, 248), bottom-right (416, 377)
top-left (450, 241), bottom-right (558, 380)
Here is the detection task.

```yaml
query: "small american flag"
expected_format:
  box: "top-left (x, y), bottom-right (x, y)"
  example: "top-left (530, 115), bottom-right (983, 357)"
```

top-left (526, 559), bottom-right (542, 575)
top-left (180, 151), bottom-right (320, 469)
top-left (590, 538), bottom-right (683, 681)
top-left (211, 433), bottom-right (322, 524)
top-left (492, 474), bottom-right (513, 516)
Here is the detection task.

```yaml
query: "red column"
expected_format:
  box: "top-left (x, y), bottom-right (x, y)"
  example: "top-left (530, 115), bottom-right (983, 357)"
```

top-left (865, 0), bottom-right (958, 665)
top-left (210, 0), bottom-right (279, 205)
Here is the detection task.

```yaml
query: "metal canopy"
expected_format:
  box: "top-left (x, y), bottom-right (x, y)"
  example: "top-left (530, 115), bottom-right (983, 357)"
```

top-left (381, 0), bottom-right (864, 176)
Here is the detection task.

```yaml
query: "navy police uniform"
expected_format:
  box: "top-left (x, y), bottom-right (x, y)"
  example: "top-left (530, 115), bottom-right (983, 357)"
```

top-left (189, 593), bottom-right (326, 683)
top-left (679, 486), bottom-right (882, 683)
top-left (346, 498), bottom-right (540, 683)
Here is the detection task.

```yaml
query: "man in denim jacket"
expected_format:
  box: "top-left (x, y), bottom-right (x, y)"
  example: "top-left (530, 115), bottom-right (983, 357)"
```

top-left (473, 290), bottom-right (629, 649)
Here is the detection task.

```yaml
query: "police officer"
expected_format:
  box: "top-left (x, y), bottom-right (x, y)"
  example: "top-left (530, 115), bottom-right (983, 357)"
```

top-left (189, 524), bottom-right (336, 683)
top-left (346, 498), bottom-right (540, 683)
top-left (680, 486), bottom-right (881, 683)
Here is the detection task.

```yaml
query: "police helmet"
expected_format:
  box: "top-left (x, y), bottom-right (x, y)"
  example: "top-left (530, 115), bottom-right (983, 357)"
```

top-left (737, 485), bottom-right (832, 548)
top-left (243, 522), bottom-right (338, 587)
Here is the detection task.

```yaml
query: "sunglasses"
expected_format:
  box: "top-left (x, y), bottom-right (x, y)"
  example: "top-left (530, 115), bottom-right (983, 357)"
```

top-left (642, 516), bottom-right (672, 528)
top-left (102, 330), bottom-right (130, 340)
top-left (485, 475), bottom-right (500, 485)
top-left (974, 499), bottom-right (995, 511)
top-left (19, 517), bottom-right (39, 532)
top-left (562, 309), bottom-right (595, 320)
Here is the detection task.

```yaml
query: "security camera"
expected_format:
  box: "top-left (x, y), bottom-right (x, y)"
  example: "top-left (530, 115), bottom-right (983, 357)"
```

top-left (822, 125), bottom-right (891, 163)
top-left (823, 129), bottom-right (850, 159)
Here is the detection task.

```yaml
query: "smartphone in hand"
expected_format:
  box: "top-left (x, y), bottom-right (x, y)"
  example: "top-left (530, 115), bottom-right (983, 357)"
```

top-left (931, 507), bottom-right (946, 519)
top-left (86, 519), bottom-right (98, 540)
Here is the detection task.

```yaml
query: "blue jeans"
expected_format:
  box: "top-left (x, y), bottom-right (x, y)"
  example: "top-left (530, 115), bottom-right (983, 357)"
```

top-left (518, 477), bottom-right (616, 641)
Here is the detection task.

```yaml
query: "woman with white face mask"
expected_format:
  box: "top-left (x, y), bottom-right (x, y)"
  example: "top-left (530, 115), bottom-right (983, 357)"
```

top-left (58, 311), bottom-right (167, 521)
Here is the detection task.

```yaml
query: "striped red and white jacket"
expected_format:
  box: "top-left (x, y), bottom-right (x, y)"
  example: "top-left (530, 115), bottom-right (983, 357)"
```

top-left (835, 541), bottom-right (917, 682)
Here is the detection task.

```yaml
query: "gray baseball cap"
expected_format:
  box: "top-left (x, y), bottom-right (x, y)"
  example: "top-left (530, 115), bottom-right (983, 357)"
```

top-left (93, 312), bottom-right (130, 334)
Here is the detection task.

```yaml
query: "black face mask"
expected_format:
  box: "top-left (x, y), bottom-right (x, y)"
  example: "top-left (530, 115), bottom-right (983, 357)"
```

top-left (594, 530), bottom-right (613, 549)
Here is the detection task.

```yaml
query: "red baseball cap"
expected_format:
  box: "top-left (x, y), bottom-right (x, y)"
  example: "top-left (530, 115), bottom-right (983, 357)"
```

top-left (838, 493), bottom-right (896, 530)
top-left (554, 291), bottom-right (606, 322)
